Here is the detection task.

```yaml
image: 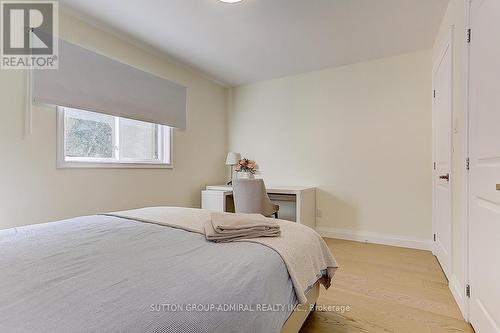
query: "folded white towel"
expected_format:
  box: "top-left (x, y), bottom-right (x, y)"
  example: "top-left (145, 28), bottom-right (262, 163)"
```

top-left (205, 212), bottom-right (281, 242)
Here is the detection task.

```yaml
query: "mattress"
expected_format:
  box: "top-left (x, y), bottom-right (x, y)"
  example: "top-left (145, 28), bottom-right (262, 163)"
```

top-left (0, 215), bottom-right (297, 333)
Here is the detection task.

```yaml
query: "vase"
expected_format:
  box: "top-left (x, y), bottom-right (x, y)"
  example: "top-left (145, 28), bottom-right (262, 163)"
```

top-left (237, 171), bottom-right (255, 179)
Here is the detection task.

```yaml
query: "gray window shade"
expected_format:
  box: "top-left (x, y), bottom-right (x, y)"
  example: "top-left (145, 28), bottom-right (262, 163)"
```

top-left (33, 37), bottom-right (187, 129)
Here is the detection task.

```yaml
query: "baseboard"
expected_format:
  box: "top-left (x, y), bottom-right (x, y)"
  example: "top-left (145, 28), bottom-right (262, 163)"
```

top-left (449, 274), bottom-right (468, 320)
top-left (316, 226), bottom-right (433, 251)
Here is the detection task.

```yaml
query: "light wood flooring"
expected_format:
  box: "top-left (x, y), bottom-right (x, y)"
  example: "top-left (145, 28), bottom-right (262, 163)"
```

top-left (300, 238), bottom-right (474, 333)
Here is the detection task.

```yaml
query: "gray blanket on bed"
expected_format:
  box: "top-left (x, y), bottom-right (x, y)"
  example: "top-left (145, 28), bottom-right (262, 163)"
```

top-left (0, 215), bottom-right (297, 333)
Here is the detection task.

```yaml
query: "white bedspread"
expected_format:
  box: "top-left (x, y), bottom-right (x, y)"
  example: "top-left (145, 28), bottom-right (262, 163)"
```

top-left (105, 206), bottom-right (338, 304)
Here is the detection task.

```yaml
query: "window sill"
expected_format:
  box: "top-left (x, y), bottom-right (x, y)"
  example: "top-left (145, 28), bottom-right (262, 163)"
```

top-left (57, 160), bottom-right (173, 169)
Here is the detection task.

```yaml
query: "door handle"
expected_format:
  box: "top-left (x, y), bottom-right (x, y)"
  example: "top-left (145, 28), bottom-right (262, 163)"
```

top-left (439, 174), bottom-right (450, 181)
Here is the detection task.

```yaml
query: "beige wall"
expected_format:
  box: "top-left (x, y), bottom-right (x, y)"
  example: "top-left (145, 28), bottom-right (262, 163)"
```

top-left (228, 50), bottom-right (433, 241)
top-left (433, 0), bottom-right (467, 312)
top-left (0, 12), bottom-right (228, 229)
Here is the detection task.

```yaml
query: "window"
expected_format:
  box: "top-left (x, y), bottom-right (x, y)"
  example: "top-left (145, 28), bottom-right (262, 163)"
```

top-left (57, 107), bottom-right (172, 168)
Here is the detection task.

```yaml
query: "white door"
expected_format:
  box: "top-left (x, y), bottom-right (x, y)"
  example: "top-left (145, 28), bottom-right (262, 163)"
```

top-left (433, 37), bottom-right (453, 280)
top-left (468, 1), bottom-right (500, 332)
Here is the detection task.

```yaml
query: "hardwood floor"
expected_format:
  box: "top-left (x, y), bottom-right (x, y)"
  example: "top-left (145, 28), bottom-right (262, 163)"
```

top-left (300, 238), bottom-right (474, 333)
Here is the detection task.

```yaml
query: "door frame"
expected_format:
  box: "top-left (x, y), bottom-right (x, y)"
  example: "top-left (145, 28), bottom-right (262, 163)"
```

top-left (462, 0), bottom-right (472, 323)
top-left (431, 26), bottom-right (454, 280)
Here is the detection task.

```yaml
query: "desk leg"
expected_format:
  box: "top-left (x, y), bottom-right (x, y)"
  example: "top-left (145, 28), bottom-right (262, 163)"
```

top-left (297, 190), bottom-right (316, 229)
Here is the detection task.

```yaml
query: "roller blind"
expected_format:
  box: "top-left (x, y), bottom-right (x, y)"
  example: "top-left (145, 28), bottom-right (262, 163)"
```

top-left (33, 37), bottom-right (187, 129)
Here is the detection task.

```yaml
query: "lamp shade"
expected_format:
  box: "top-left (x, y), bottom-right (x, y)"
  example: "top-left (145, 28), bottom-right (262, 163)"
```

top-left (225, 152), bottom-right (241, 165)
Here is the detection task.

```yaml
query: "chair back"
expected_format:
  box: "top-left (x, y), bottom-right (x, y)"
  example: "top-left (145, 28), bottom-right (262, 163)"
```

top-left (232, 179), bottom-right (278, 217)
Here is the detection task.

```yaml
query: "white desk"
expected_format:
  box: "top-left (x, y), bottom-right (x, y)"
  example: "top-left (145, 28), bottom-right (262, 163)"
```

top-left (201, 185), bottom-right (316, 229)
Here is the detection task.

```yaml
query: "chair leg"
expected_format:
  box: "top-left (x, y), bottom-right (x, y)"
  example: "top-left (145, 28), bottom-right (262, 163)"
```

top-left (273, 212), bottom-right (279, 219)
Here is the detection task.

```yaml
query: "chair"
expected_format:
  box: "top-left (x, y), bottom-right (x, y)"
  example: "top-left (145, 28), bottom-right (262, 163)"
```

top-left (232, 179), bottom-right (279, 218)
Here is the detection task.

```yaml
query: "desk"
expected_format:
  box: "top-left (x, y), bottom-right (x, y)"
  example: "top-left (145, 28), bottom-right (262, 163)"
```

top-left (201, 185), bottom-right (316, 229)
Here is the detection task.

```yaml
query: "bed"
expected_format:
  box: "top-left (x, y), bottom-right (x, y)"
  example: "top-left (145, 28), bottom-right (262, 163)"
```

top-left (0, 207), bottom-right (337, 333)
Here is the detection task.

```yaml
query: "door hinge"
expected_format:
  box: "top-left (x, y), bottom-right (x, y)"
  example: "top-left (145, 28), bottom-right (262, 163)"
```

top-left (433, 233), bottom-right (436, 242)
top-left (467, 29), bottom-right (471, 43)
top-left (433, 162), bottom-right (436, 170)
top-left (466, 284), bottom-right (471, 298)
top-left (466, 157), bottom-right (470, 171)
top-left (433, 90), bottom-right (436, 98)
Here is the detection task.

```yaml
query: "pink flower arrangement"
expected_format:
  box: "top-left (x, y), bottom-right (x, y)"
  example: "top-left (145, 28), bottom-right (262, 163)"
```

top-left (235, 158), bottom-right (258, 174)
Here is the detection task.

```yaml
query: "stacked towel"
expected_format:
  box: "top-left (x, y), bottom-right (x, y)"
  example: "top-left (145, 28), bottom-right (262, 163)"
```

top-left (205, 212), bottom-right (281, 242)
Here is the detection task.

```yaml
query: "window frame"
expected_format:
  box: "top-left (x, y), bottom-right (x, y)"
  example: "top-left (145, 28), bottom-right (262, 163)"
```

top-left (56, 106), bottom-right (173, 169)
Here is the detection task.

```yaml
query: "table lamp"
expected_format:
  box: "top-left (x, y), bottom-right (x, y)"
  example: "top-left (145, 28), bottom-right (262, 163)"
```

top-left (225, 152), bottom-right (241, 185)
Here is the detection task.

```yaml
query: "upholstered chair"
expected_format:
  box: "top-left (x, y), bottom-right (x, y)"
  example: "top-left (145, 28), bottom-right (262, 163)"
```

top-left (232, 179), bottom-right (279, 218)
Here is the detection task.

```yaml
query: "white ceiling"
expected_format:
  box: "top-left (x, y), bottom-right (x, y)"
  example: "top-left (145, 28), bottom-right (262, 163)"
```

top-left (60, 0), bottom-right (449, 86)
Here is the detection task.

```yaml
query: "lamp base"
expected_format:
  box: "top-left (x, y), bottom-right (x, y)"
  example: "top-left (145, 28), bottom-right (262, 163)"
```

top-left (227, 165), bottom-right (235, 186)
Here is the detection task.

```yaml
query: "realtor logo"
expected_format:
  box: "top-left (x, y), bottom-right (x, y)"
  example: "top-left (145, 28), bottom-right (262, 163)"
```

top-left (1, 1), bottom-right (58, 69)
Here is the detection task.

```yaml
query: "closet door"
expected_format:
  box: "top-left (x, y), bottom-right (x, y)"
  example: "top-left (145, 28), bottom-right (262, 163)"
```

top-left (432, 36), bottom-right (453, 280)
top-left (468, 0), bottom-right (500, 332)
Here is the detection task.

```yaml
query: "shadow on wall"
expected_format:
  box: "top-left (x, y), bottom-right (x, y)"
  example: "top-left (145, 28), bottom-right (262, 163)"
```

top-left (316, 188), bottom-right (359, 232)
